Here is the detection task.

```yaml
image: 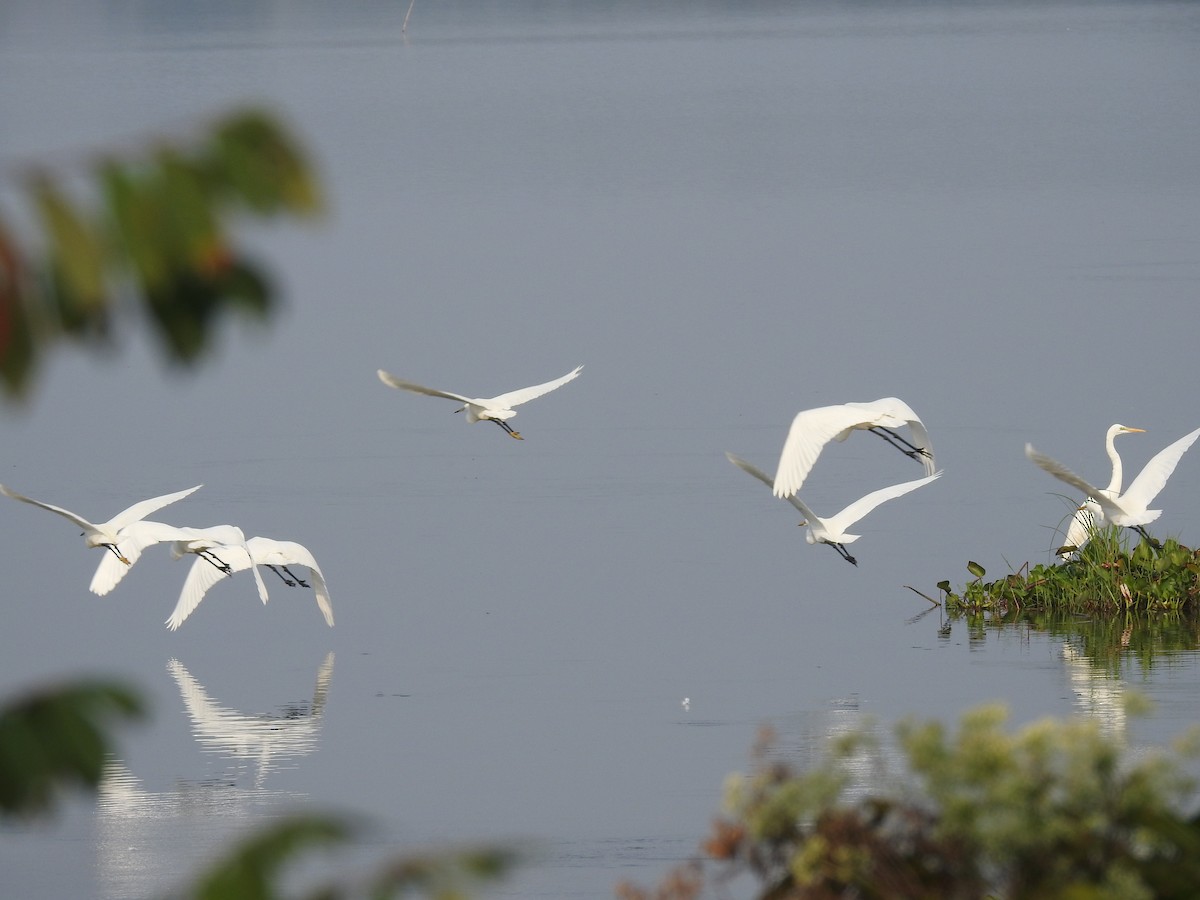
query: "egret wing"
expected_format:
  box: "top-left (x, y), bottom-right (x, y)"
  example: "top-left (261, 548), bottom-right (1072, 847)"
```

top-left (167, 545), bottom-right (253, 630)
top-left (308, 566), bottom-right (334, 627)
top-left (0, 485), bottom-right (96, 530)
top-left (1119, 426), bottom-right (1200, 512)
top-left (1025, 445), bottom-right (1122, 518)
top-left (825, 471), bottom-right (943, 534)
top-left (772, 405), bottom-right (879, 498)
top-left (906, 418), bottom-right (936, 476)
top-left (725, 452), bottom-right (810, 520)
top-left (107, 485), bottom-right (202, 530)
top-left (248, 538), bottom-right (333, 626)
top-left (488, 365), bottom-right (582, 409)
top-left (845, 398), bottom-right (935, 474)
top-left (90, 522), bottom-right (189, 596)
top-left (377, 370), bottom-right (473, 404)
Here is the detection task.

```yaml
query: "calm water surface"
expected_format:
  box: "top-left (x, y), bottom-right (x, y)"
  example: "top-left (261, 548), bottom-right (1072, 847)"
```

top-left (2, 2), bottom-right (1200, 897)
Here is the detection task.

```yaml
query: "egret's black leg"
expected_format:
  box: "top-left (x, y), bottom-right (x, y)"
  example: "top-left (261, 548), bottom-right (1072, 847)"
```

top-left (490, 418), bottom-right (523, 439)
top-left (198, 550), bottom-right (233, 575)
top-left (105, 543), bottom-right (130, 564)
top-left (825, 541), bottom-right (858, 566)
top-left (1133, 526), bottom-right (1161, 549)
top-left (869, 427), bottom-right (931, 462)
top-left (281, 565), bottom-right (309, 588)
top-left (266, 564), bottom-right (297, 587)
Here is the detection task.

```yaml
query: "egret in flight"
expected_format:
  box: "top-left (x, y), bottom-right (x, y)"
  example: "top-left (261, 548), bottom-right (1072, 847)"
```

top-left (90, 523), bottom-right (269, 598)
top-left (727, 452), bottom-right (942, 566)
top-left (1057, 424), bottom-right (1145, 559)
top-left (167, 536), bottom-right (332, 631)
top-left (0, 483), bottom-right (201, 565)
top-left (1026, 424), bottom-right (1200, 543)
top-left (377, 365), bottom-right (583, 439)
top-left (772, 398), bottom-right (935, 499)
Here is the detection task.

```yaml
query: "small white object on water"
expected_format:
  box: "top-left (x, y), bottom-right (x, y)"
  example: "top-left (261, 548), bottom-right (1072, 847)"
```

top-left (681, 697), bottom-right (690, 712)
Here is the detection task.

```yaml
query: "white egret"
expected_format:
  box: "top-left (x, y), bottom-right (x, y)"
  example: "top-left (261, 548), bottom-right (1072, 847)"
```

top-left (772, 398), bottom-right (935, 499)
top-left (90, 523), bottom-right (267, 599)
top-left (1026, 425), bottom-right (1200, 542)
top-left (0, 483), bottom-right (201, 565)
top-left (727, 451), bottom-right (942, 566)
top-left (167, 536), bottom-right (331, 631)
top-left (1058, 424), bottom-right (1145, 559)
top-left (377, 364), bottom-right (583, 439)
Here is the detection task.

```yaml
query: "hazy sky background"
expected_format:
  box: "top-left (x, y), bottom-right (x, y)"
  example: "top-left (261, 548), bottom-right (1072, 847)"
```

top-left (2, 2), bottom-right (1199, 897)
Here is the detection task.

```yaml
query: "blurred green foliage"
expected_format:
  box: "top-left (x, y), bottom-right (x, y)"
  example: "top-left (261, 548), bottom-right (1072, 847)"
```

top-left (620, 707), bottom-right (1200, 900)
top-left (178, 815), bottom-right (519, 900)
top-left (0, 107), bottom-right (322, 398)
top-left (0, 680), bottom-right (142, 818)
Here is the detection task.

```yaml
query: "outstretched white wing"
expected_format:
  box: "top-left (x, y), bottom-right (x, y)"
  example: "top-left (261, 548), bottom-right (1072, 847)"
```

top-left (248, 538), bottom-right (334, 627)
top-left (90, 521), bottom-right (190, 596)
top-left (167, 545), bottom-right (254, 631)
top-left (107, 485), bottom-right (202, 529)
top-left (377, 370), bottom-right (473, 404)
top-left (825, 471), bottom-right (943, 534)
top-left (772, 405), bottom-right (881, 499)
top-left (725, 452), bottom-right (812, 521)
top-left (0, 484), bottom-right (97, 531)
top-left (1025, 445), bottom-right (1123, 518)
top-left (488, 365), bottom-right (583, 409)
top-left (1119, 426), bottom-right (1200, 513)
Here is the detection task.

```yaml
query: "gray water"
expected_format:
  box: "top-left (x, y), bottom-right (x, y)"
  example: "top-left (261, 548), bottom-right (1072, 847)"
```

top-left (2, 1), bottom-right (1200, 897)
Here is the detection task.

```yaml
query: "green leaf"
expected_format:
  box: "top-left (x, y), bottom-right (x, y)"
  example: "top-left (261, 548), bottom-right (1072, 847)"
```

top-left (0, 681), bottom-right (143, 818)
top-left (188, 815), bottom-right (352, 900)
top-left (28, 177), bottom-right (108, 311)
top-left (967, 561), bottom-right (986, 579)
top-left (208, 110), bottom-right (323, 216)
top-left (0, 218), bottom-right (38, 397)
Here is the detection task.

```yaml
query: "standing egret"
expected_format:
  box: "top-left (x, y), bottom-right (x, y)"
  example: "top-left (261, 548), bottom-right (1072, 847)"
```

top-left (167, 536), bottom-right (331, 631)
top-left (0, 483), bottom-right (201, 565)
top-left (772, 398), bottom-right (935, 499)
top-left (1026, 425), bottom-right (1200, 542)
top-left (377, 365), bottom-right (583, 439)
top-left (1058, 424), bottom-right (1145, 559)
top-left (727, 452), bottom-right (942, 566)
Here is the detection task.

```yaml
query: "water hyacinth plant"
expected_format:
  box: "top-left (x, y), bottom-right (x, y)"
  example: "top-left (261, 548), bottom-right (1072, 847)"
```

top-left (928, 526), bottom-right (1200, 615)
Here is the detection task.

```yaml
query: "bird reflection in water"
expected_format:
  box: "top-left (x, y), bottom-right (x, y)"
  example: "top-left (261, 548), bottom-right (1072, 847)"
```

top-left (94, 653), bottom-right (335, 899)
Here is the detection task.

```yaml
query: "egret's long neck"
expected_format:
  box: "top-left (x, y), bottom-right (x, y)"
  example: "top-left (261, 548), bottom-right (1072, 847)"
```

top-left (1105, 428), bottom-right (1123, 495)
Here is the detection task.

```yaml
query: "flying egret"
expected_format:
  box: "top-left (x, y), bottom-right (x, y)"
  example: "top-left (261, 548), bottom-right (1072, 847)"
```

top-left (90, 523), bottom-right (267, 599)
top-left (772, 398), bottom-right (935, 499)
top-left (727, 451), bottom-right (942, 566)
top-left (0, 483), bottom-right (201, 565)
top-left (167, 536), bottom-right (332, 631)
top-left (1057, 424), bottom-right (1145, 559)
top-left (377, 364), bottom-right (583, 439)
top-left (1026, 425), bottom-right (1200, 542)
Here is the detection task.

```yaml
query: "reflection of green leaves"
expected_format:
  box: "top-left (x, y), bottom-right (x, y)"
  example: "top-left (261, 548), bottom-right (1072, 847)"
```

top-left (0, 106), bottom-right (322, 400)
top-left (0, 681), bottom-right (142, 818)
